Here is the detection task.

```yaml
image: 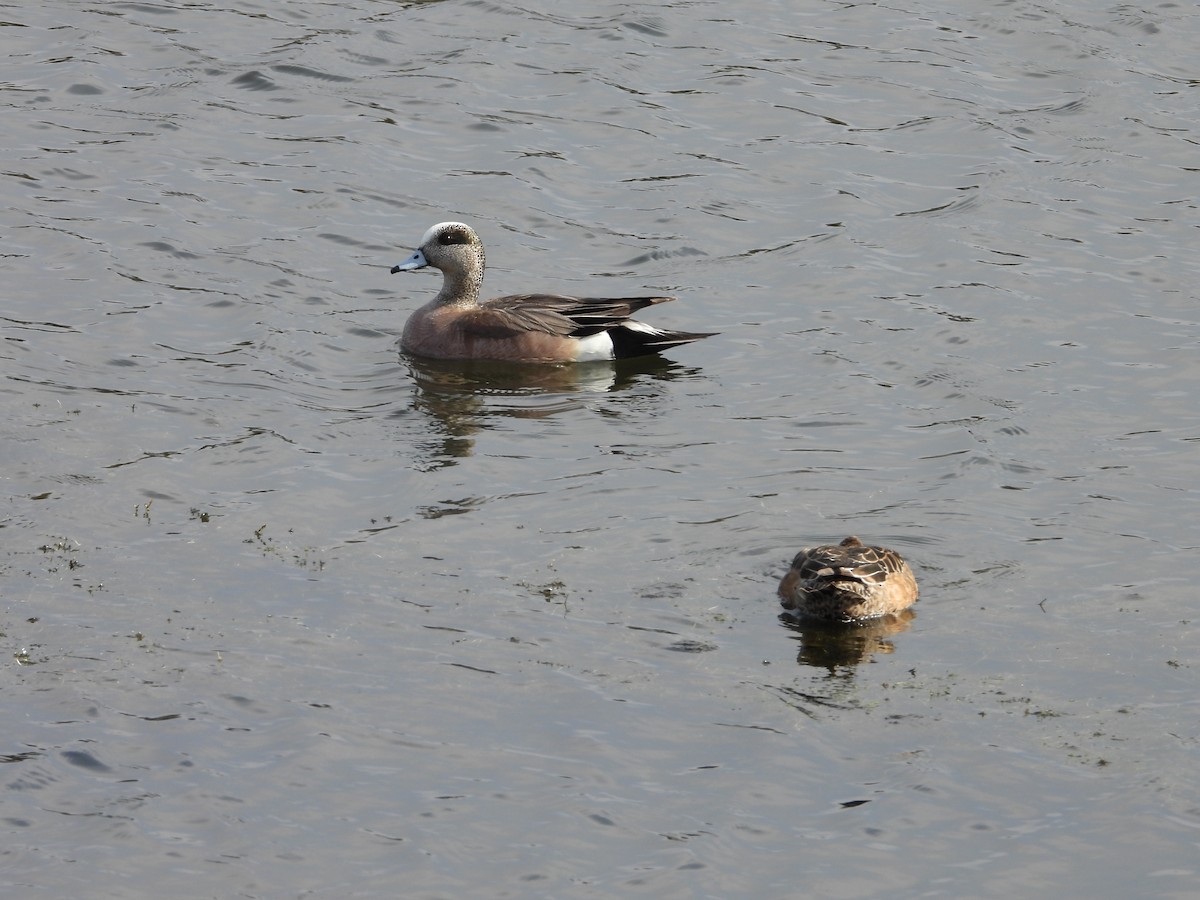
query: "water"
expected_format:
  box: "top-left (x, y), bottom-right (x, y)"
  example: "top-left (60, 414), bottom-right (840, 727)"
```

top-left (3, 0), bottom-right (1199, 896)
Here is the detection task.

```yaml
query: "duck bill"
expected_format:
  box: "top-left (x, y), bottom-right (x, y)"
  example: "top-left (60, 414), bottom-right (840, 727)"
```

top-left (391, 249), bottom-right (427, 274)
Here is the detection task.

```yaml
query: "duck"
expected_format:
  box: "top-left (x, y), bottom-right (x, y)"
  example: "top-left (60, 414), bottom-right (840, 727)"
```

top-left (778, 536), bottom-right (918, 622)
top-left (390, 222), bottom-right (715, 362)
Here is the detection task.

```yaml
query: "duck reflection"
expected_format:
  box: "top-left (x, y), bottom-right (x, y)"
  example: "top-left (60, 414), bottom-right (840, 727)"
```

top-left (779, 608), bottom-right (916, 670)
top-left (405, 354), bottom-right (690, 465)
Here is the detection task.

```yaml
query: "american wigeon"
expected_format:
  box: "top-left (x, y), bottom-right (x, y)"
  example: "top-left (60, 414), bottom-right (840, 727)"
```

top-left (390, 222), bottom-right (715, 362)
top-left (779, 536), bottom-right (918, 622)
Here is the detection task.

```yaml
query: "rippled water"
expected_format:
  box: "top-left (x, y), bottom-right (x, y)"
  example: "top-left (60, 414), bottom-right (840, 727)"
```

top-left (4, 0), bottom-right (1199, 896)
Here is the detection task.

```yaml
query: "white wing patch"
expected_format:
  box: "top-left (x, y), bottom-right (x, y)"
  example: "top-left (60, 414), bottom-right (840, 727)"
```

top-left (621, 321), bottom-right (666, 335)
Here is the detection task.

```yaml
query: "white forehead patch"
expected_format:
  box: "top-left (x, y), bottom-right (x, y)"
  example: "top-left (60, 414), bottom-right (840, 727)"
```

top-left (423, 221), bottom-right (470, 245)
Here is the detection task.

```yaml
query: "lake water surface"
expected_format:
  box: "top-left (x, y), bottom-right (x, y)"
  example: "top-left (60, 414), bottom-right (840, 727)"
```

top-left (3, 0), bottom-right (1199, 896)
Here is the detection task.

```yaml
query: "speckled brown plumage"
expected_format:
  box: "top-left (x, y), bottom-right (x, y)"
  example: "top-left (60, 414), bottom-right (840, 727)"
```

top-left (778, 536), bottom-right (918, 622)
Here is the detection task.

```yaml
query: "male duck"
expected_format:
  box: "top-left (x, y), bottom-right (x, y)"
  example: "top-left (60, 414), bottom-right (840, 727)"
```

top-left (391, 222), bottom-right (715, 362)
top-left (779, 536), bottom-right (918, 622)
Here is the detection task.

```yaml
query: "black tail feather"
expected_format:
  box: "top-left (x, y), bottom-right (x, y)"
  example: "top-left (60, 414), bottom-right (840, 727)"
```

top-left (608, 324), bottom-right (717, 359)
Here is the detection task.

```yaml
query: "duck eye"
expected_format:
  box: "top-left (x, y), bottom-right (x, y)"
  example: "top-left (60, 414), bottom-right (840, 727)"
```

top-left (439, 227), bottom-right (470, 246)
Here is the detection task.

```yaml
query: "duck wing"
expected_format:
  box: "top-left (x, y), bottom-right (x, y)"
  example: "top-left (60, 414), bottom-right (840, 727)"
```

top-left (793, 537), bottom-right (908, 587)
top-left (458, 294), bottom-right (677, 339)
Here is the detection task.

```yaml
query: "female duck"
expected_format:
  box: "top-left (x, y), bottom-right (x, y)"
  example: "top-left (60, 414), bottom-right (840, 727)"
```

top-left (391, 222), bottom-right (714, 362)
top-left (779, 536), bottom-right (918, 622)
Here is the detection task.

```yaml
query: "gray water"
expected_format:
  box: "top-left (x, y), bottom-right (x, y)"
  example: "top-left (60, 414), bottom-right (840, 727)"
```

top-left (3, 0), bottom-right (1199, 896)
